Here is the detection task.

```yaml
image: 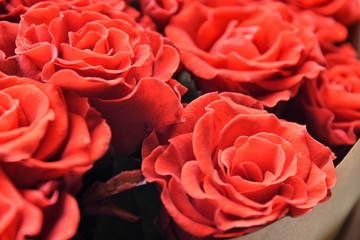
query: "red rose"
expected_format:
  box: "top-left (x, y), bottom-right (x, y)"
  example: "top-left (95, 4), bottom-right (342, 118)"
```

top-left (279, 0), bottom-right (360, 26)
top-left (142, 92), bottom-right (336, 239)
top-left (15, 0), bottom-right (185, 155)
top-left (15, 0), bottom-right (154, 87)
top-left (0, 74), bottom-right (111, 239)
top-left (292, 45), bottom-right (360, 147)
top-left (165, 0), bottom-right (325, 107)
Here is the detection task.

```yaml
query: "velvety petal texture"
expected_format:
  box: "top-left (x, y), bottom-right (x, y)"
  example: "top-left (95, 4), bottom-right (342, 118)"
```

top-left (14, 0), bottom-right (185, 156)
top-left (0, 74), bottom-right (111, 239)
top-left (142, 92), bottom-right (336, 239)
top-left (165, 0), bottom-right (326, 107)
top-left (15, 0), bottom-right (159, 94)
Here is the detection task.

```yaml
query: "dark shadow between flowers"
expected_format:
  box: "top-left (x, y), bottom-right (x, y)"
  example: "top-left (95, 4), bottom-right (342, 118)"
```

top-left (74, 147), bottom-right (166, 240)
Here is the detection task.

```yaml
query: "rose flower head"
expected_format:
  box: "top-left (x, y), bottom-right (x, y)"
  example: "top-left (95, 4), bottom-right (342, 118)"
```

top-left (290, 44), bottom-right (360, 149)
top-left (142, 92), bottom-right (336, 239)
top-left (165, 0), bottom-right (326, 108)
top-left (15, 0), bottom-right (185, 156)
top-left (14, 0), bottom-right (162, 89)
top-left (0, 74), bottom-right (111, 239)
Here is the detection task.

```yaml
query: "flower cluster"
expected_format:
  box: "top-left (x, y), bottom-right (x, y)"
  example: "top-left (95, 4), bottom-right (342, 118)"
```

top-left (0, 0), bottom-right (359, 239)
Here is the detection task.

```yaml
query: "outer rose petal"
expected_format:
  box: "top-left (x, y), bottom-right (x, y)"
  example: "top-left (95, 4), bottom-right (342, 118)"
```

top-left (90, 77), bottom-right (183, 156)
top-left (0, 21), bottom-right (17, 57)
top-left (46, 69), bottom-right (122, 97)
top-left (0, 21), bottom-right (30, 76)
top-left (63, 91), bottom-right (111, 163)
top-left (0, 167), bottom-right (42, 239)
top-left (169, 92), bottom-right (264, 137)
top-left (31, 192), bottom-right (80, 240)
top-left (305, 104), bottom-right (357, 145)
top-left (282, 0), bottom-right (360, 26)
top-left (288, 45), bottom-right (360, 148)
top-left (334, 0), bottom-right (360, 25)
top-left (140, 0), bottom-right (184, 29)
top-left (0, 74), bottom-right (111, 238)
top-left (291, 7), bottom-right (348, 50)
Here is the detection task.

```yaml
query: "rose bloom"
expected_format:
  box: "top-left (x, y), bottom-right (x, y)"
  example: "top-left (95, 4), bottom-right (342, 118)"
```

top-left (14, 0), bottom-right (185, 156)
top-left (0, 0), bottom-right (139, 75)
top-left (165, 0), bottom-right (325, 107)
top-left (290, 44), bottom-right (360, 147)
top-left (0, 74), bottom-right (111, 239)
top-left (142, 92), bottom-right (336, 239)
top-left (278, 0), bottom-right (360, 26)
top-left (14, 0), bottom-right (148, 84)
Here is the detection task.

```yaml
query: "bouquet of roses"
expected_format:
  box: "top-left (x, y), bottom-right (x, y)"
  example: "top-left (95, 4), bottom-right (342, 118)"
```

top-left (0, 0), bottom-right (359, 239)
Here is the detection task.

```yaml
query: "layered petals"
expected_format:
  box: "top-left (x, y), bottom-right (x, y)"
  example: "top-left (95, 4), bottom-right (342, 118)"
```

top-left (0, 75), bottom-right (111, 239)
top-left (165, 0), bottom-right (325, 107)
top-left (291, 45), bottom-right (360, 147)
top-left (142, 92), bottom-right (336, 238)
top-left (15, 0), bottom-right (184, 155)
top-left (279, 0), bottom-right (360, 26)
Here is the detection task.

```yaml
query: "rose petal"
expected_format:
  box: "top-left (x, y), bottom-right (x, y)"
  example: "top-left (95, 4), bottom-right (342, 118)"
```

top-left (91, 77), bottom-right (183, 156)
top-left (0, 167), bottom-right (42, 239)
